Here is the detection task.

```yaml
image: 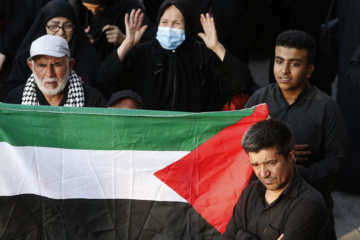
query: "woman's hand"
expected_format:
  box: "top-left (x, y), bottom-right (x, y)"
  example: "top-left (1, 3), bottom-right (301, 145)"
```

top-left (117, 9), bottom-right (148, 62)
top-left (198, 13), bottom-right (226, 61)
top-left (102, 25), bottom-right (126, 46)
top-left (85, 26), bottom-right (94, 44)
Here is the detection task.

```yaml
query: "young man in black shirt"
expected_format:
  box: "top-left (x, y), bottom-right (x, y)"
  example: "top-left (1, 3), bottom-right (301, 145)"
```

top-left (244, 30), bottom-right (347, 240)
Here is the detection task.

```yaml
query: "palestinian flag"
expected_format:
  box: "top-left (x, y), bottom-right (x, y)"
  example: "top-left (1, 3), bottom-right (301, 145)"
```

top-left (0, 103), bottom-right (268, 239)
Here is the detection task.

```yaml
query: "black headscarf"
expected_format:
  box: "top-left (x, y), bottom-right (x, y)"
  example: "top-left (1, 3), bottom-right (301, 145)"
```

top-left (80, 0), bottom-right (114, 4)
top-left (75, 0), bottom-right (155, 61)
top-left (156, 0), bottom-right (196, 49)
top-left (4, 0), bottom-right (102, 95)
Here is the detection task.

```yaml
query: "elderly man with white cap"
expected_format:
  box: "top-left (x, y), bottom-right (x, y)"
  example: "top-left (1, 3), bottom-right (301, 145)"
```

top-left (4, 35), bottom-right (107, 107)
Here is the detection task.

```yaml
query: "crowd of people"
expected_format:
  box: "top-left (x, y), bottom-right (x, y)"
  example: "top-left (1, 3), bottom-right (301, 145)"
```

top-left (0, 0), bottom-right (359, 239)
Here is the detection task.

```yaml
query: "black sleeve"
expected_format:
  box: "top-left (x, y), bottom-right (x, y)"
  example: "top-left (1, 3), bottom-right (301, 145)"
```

top-left (212, 50), bottom-right (251, 93)
top-left (223, 191), bottom-right (260, 240)
top-left (3, 85), bottom-right (24, 104)
top-left (96, 50), bottom-right (126, 92)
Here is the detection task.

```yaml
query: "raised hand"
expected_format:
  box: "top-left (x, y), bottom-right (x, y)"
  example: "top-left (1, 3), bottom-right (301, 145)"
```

top-left (117, 9), bottom-right (148, 62)
top-left (197, 13), bottom-right (225, 61)
top-left (123, 9), bottom-right (148, 48)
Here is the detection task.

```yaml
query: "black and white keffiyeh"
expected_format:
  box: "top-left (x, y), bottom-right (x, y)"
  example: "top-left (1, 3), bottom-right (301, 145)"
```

top-left (21, 71), bottom-right (85, 107)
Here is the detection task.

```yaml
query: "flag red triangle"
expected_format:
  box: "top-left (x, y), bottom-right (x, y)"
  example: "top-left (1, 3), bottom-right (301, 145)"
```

top-left (154, 104), bottom-right (269, 233)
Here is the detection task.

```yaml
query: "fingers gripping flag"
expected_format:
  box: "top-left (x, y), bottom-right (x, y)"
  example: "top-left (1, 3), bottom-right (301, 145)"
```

top-left (0, 103), bottom-right (268, 239)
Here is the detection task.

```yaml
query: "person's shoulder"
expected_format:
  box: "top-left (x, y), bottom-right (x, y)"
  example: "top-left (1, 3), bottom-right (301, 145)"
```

top-left (309, 84), bottom-right (340, 111)
top-left (295, 176), bottom-right (327, 207)
top-left (126, 40), bottom-right (154, 59)
top-left (245, 83), bottom-right (276, 108)
top-left (3, 84), bottom-right (25, 104)
top-left (290, 177), bottom-right (328, 227)
top-left (310, 84), bottom-right (336, 102)
top-left (135, 40), bottom-right (153, 51)
top-left (285, 172), bottom-right (327, 214)
top-left (252, 83), bottom-right (276, 96)
top-left (82, 84), bottom-right (108, 107)
top-left (241, 179), bottom-right (261, 198)
top-left (82, 83), bottom-right (104, 97)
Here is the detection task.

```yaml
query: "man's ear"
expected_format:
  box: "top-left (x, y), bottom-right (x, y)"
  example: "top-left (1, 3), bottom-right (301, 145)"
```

top-left (68, 58), bottom-right (75, 72)
top-left (288, 150), bottom-right (295, 162)
top-left (27, 60), bottom-right (33, 70)
top-left (306, 64), bottom-right (315, 79)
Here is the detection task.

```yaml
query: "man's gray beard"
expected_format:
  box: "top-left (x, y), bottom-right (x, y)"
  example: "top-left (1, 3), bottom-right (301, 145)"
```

top-left (34, 68), bottom-right (70, 96)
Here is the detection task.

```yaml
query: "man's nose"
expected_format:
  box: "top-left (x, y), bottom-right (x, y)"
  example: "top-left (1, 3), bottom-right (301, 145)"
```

top-left (45, 65), bottom-right (56, 77)
top-left (281, 63), bottom-right (290, 74)
top-left (259, 165), bottom-right (270, 178)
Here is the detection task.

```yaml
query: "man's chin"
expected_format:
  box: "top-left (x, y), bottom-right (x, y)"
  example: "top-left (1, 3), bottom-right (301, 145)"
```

top-left (42, 88), bottom-right (62, 96)
top-left (261, 180), bottom-right (279, 190)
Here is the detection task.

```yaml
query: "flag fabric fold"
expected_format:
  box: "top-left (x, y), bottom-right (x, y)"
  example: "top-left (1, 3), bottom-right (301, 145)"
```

top-left (0, 103), bottom-right (268, 239)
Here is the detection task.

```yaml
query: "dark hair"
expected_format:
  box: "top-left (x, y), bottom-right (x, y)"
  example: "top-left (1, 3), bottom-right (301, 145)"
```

top-left (276, 30), bottom-right (316, 65)
top-left (242, 119), bottom-right (295, 159)
top-left (80, 0), bottom-right (114, 5)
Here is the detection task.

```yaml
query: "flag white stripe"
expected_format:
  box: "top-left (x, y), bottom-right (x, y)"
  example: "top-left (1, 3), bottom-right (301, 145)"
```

top-left (0, 142), bottom-right (188, 202)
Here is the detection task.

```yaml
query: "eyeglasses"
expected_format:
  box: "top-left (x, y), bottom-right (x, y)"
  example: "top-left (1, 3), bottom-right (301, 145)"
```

top-left (46, 24), bottom-right (75, 32)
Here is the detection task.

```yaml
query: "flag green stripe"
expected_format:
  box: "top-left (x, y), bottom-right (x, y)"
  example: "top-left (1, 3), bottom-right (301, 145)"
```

top-left (0, 103), bottom-right (256, 151)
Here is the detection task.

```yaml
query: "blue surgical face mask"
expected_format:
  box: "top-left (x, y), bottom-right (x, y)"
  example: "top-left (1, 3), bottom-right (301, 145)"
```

top-left (156, 27), bottom-right (186, 50)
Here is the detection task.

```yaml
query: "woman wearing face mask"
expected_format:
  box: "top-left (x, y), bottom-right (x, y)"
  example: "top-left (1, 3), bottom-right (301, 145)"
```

top-left (3, 0), bottom-right (104, 98)
top-left (98, 0), bottom-right (251, 112)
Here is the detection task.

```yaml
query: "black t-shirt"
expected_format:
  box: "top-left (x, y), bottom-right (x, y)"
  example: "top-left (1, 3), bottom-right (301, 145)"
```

top-left (223, 171), bottom-right (328, 240)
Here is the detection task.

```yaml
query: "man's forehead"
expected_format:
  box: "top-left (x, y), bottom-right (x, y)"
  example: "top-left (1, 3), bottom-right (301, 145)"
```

top-left (249, 147), bottom-right (285, 161)
top-left (275, 46), bottom-right (308, 59)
